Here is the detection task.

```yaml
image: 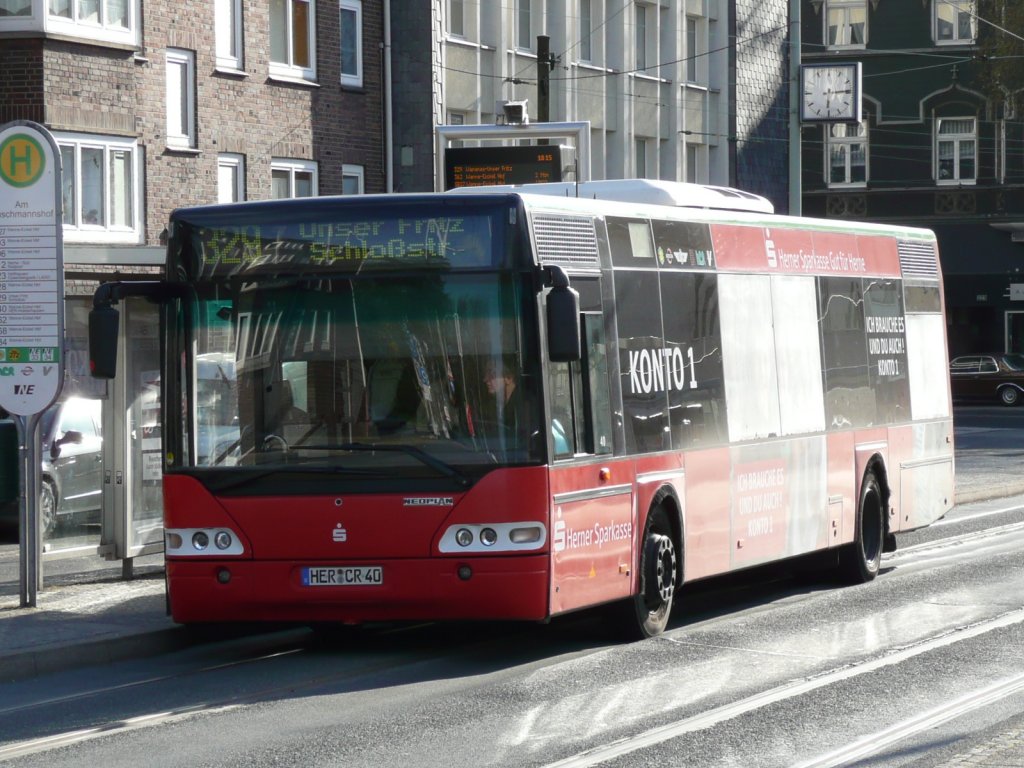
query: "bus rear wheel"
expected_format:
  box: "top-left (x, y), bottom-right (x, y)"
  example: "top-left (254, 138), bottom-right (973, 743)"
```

top-left (839, 470), bottom-right (884, 584)
top-left (624, 506), bottom-right (677, 639)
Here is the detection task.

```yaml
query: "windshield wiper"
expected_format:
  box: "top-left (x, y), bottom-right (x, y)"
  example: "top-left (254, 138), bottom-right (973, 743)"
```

top-left (332, 442), bottom-right (472, 488)
top-left (198, 464), bottom-right (389, 493)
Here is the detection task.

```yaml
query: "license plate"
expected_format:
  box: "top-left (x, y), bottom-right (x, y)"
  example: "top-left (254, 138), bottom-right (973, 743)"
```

top-left (302, 566), bottom-right (383, 587)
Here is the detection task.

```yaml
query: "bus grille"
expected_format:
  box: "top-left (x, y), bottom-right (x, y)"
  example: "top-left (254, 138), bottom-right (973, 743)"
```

top-left (897, 240), bottom-right (939, 279)
top-left (533, 214), bottom-right (600, 268)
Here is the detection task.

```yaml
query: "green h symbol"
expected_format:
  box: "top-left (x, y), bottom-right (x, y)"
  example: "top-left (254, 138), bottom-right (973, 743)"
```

top-left (8, 142), bottom-right (33, 177)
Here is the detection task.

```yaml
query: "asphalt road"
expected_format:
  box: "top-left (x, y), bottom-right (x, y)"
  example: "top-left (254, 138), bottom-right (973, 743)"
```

top-left (0, 490), bottom-right (1023, 766)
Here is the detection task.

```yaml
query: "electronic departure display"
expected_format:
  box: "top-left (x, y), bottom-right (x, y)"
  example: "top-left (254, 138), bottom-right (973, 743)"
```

top-left (444, 146), bottom-right (562, 190)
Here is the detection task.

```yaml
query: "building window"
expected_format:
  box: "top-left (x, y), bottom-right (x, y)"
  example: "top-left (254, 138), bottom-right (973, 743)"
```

top-left (516, 0), bottom-right (530, 49)
top-left (579, 0), bottom-right (591, 62)
top-left (340, 0), bottom-right (362, 87)
top-left (936, 117), bottom-right (976, 183)
top-left (218, 154), bottom-right (245, 203)
top-left (448, 0), bottom-right (463, 36)
top-left (342, 164), bottom-right (364, 195)
top-left (635, 138), bottom-right (648, 178)
top-left (47, 0), bottom-right (137, 44)
top-left (57, 134), bottom-right (140, 243)
top-left (215, 0), bottom-right (243, 71)
top-left (0, 0), bottom-right (31, 17)
top-left (271, 158), bottom-right (317, 198)
top-left (270, 0), bottom-right (315, 81)
top-left (826, 0), bottom-right (866, 47)
top-left (934, 0), bottom-right (975, 43)
top-left (827, 121), bottom-right (868, 186)
top-left (635, 4), bottom-right (647, 71)
top-left (165, 48), bottom-right (196, 150)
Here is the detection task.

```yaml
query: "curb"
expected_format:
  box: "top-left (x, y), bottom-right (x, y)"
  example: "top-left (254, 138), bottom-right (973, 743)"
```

top-left (0, 626), bottom-right (191, 684)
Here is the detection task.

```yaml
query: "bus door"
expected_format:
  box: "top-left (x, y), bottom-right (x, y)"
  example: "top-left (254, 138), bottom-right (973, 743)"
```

top-left (548, 300), bottom-right (632, 614)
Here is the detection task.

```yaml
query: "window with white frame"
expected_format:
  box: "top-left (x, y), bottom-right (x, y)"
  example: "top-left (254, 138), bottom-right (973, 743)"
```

top-left (936, 117), bottom-right (976, 183)
top-left (635, 4), bottom-right (647, 72)
top-left (47, 0), bottom-right (138, 45)
top-left (448, 0), bottom-right (463, 36)
top-left (340, 0), bottom-right (362, 87)
top-left (686, 17), bottom-right (698, 82)
top-left (215, 0), bottom-right (243, 71)
top-left (270, 0), bottom-right (315, 81)
top-left (934, 0), bottom-right (975, 44)
top-left (218, 154), bottom-right (245, 203)
top-left (826, 0), bottom-right (866, 47)
top-left (0, 0), bottom-right (31, 18)
top-left (341, 164), bottom-right (364, 195)
top-left (827, 121), bottom-right (868, 186)
top-left (166, 48), bottom-right (196, 150)
top-left (516, 0), bottom-right (530, 49)
top-left (57, 134), bottom-right (140, 243)
top-left (271, 158), bottom-right (317, 198)
top-left (579, 0), bottom-right (591, 62)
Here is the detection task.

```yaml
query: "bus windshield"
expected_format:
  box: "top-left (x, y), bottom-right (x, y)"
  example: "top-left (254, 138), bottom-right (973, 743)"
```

top-left (184, 271), bottom-right (542, 477)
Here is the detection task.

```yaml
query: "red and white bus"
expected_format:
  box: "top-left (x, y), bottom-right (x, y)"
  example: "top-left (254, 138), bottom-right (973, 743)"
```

top-left (89, 180), bottom-right (954, 638)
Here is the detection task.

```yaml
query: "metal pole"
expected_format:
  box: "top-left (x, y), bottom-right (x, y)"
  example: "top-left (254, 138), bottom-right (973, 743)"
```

top-left (17, 413), bottom-right (41, 607)
top-left (789, 0), bottom-right (802, 216)
top-left (538, 35), bottom-right (551, 124)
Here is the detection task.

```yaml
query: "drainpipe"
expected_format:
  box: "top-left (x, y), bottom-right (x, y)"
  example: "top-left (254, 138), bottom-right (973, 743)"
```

top-left (384, 0), bottom-right (394, 192)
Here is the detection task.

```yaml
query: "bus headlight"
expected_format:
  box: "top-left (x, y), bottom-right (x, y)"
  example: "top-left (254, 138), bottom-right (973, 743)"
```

top-left (165, 528), bottom-right (245, 557)
top-left (510, 525), bottom-right (543, 544)
top-left (439, 522), bottom-right (547, 553)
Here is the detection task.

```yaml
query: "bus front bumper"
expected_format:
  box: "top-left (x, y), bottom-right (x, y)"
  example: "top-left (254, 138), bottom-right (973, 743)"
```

top-left (166, 555), bottom-right (550, 624)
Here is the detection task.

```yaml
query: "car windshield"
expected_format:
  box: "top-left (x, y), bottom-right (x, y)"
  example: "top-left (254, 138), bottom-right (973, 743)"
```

top-left (1003, 354), bottom-right (1024, 371)
top-left (182, 272), bottom-right (541, 475)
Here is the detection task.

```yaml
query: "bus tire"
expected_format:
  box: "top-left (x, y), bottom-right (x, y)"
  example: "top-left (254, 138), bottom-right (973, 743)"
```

top-left (839, 469), bottom-right (884, 584)
top-left (623, 505), bottom-right (677, 640)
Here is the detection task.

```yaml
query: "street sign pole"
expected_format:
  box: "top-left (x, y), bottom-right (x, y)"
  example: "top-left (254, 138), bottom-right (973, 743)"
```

top-left (16, 413), bottom-right (41, 605)
top-left (0, 120), bottom-right (65, 607)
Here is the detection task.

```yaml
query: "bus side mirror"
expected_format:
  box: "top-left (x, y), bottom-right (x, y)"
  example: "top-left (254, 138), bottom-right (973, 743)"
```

top-left (546, 285), bottom-right (581, 362)
top-left (89, 305), bottom-right (120, 379)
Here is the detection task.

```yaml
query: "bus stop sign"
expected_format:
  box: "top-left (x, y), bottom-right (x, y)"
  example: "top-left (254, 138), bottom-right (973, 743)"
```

top-left (0, 121), bottom-right (64, 416)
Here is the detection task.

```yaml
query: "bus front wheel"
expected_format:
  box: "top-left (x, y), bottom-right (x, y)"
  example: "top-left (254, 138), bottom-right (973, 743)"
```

top-left (625, 506), bottom-right (677, 639)
top-left (839, 470), bottom-right (884, 584)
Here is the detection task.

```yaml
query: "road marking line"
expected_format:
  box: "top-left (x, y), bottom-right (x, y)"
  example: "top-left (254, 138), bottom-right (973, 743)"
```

top-left (542, 608), bottom-right (1024, 768)
top-left (793, 671), bottom-right (1024, 768)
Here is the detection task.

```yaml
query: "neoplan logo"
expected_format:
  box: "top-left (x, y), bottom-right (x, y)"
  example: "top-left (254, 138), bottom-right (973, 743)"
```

top-left (0, 134), bottom-right (46, 188)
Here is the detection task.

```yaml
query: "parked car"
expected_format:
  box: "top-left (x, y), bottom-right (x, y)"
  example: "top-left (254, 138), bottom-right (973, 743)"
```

top-left (0, 397), bottom-right (103, 535)
top-left (39, 397), bottom-right (104, 533)
top-left (949, 353), bottom-right (1024, 406)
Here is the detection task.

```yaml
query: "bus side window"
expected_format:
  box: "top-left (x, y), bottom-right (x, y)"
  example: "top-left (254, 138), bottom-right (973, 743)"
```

top-left (549, 313), bottom-right (613, 459)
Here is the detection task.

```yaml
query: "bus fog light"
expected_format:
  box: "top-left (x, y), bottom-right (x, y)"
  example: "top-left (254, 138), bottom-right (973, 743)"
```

top-left (455, 528), bottom-right (474, 547)
top-left (457, 565), bottom-right (472, 580)
top-left (214, 531), bottom-right (233, 550)
top-left (480, 527), bottom-right (498, 546)
top-left (166, 532), bottom-right (183, 549)
top-left (510, 526), bottom-right (542, 544)
top-left (217, 568), bottom-right (231, 584)
top-left (192, 531), bottom-right (210, 550)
